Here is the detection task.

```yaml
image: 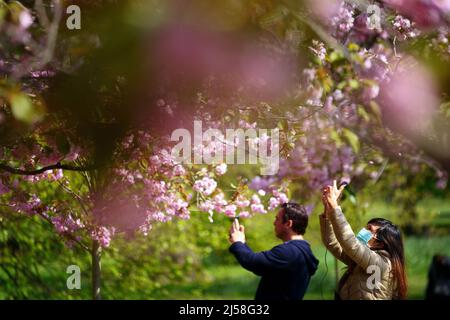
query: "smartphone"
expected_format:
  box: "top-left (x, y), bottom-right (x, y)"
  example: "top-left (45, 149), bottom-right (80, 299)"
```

top-left (233, 216), bottom-right (240, 229)
top-left (339, 181), bottom-right (349, 188)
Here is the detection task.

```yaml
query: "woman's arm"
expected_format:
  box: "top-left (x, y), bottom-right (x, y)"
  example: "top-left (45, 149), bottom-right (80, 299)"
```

top-left (319, 213), bottom-right (353, 265)
top-left (327, 206), bottom-right (390, 272)
top-left (323, 181), bottom-right (390, 272)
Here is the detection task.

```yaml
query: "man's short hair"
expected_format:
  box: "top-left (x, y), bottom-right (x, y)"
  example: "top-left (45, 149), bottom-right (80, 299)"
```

top-left (281, 202), bottom-right (308, 235)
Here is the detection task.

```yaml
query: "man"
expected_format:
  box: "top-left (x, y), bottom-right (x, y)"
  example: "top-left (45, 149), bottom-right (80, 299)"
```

top-left (228, 202), bottom-right (319, 300)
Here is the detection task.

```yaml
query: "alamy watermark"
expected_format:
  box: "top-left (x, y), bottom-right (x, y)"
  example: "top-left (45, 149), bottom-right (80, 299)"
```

top-left (347, 0), bottom-right (382, 31)
top-left (366, 265), bottom-right (381, 290)
top-left (171, 121), bottom-right (280, 175)
top-left (66, 264), bottom-right (81, 290)
top-left (66, 5), bottom-right (81, 30)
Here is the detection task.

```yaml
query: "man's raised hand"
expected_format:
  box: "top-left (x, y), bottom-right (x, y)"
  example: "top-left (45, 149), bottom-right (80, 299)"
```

top-left (229, 219), bottom-right (246, 244)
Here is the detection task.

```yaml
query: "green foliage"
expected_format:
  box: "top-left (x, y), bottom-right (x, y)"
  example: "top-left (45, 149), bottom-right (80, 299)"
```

top-left (0, 214), bottom-right (90, 299)
top-left (0, 195), bottom-right (449, 299)
top-left (342, 128), bottom-right (360, 153)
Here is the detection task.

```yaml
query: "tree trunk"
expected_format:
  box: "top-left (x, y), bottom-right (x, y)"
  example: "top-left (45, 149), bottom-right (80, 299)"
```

top-left (91, 240), bottom-right (102, 300)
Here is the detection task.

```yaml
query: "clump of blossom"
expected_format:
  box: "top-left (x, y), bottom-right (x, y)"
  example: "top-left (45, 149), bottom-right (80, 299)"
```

top-left (193, 176), bottom-right (217, 196)
top-left (309, 40), bottom-right (327, 63)
top-left (330, 2), bottom-right (355, 39)
top-left (215, 163), bottom-right (227, 176)
top-left (90, 226), bottom-right (115, 248)
top-left (52, 214), bottom-right (84, 235)
top-left (393, 15), bottom-right (419, 40)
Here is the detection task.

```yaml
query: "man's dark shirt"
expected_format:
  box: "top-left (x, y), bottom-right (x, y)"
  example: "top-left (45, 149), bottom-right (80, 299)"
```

top-left (229, 240), bottom-right (319, 300)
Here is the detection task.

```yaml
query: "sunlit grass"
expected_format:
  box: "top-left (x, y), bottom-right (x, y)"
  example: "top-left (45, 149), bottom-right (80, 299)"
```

top-left (160, 236), bottom-right (450, 300)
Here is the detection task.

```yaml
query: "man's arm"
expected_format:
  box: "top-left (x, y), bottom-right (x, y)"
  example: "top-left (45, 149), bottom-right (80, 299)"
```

top-left (229, 242), bottom-right (293, 276)
top-left (228, 219), bottom-right (293, 275)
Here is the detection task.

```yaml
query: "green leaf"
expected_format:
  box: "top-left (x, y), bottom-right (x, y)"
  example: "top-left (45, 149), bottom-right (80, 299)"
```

top-left (357, 105), bottom-right (370, 122)
top-left (369, 100), bottom-right (382, 123)
top-left (322, 76), bottom-right (334, 93)
top-left (9, 92), bottom-right (43, 124)
top-left (342, 128), bottom-right (360, 153)
top-left (330, 129), bottom-right (343, 147)
top-left (349, 194), bottom-right (357, 204)
top-left (0, 1), bottom-right (7, 26)
top-left (7, 1), bottom-right (28, 24)
top-left (139, 159), bottom-right (148, 169)
top-left (329, 51), bottom-right (344, 63)
top-left (348, 79), bottom-right (359, 89)
top-left (347, 43), bottom-right (360, 52)
top-left (337, 81), bottom-right (347, 90)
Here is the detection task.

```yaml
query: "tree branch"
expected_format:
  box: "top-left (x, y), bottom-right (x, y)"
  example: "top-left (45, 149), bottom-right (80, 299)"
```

top-left (35, 0), bottom-right (50, 29)
top-left (35, 211), bottom-right (90, 252)
top-left (0, 162), bottom-right (97, 175)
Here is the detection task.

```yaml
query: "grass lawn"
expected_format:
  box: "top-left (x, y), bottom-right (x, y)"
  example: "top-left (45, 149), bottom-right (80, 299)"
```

top-left (160, 235), bottom-right (450, 300)
top-left (155, 196), bottom-right (450, 300)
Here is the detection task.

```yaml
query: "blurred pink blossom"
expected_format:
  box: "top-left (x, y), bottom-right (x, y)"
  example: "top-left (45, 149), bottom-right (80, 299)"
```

top-left (385, 0), bottom-right (449, 28)
top-left (379, 60), bottom-right (439, 135)
top-left (153, 25), bottom-right (298, 102)
top-left (19, 10), bottom-right (34, 29)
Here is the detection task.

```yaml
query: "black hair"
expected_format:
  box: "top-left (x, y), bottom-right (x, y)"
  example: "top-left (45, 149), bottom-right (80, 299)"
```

top-left (374, 222), bottom-right (408, 299)
top-left (281, 202), bottom-right (308, 235)
top-left (368, 217), bottom-right (393, 227)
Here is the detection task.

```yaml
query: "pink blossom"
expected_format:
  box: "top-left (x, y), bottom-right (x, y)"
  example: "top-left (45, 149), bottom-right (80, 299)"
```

top-left (215, 163), bottom-right (227, 176)
top-left (171, 198), bottom-right (189, 214)
top-left (173, 164), bottom-right (186, 176)
top-left (309, 40), bottom-right (327, 62)
top-left (277, 192), bottom-right (289, 204)
top-left (379, 60), bottom-right (439, 136)
top-left (199, 200), bottom-right (214, 213)
top-left (52, 214), bottom-right (84, 235)
top-left (224, 204), bottom-right (237, 217)
top-left (236, 196), bottom-right (250, 208)
top-left (126, 174), bottom-right (135, 184)
top-left (151, 211), bottom-right (168, 222)
top-left (251, 203), bottom-right (267, 214)
top-left (333, 89), bottom-right (344, 101)
top-left (139, 222), bottom-right (153, 236)
top-left (307, 0), bottom-right (341, 22)
top-left (385, 0), bottom-right (446, 28)
top-left (193, 177), bottom-right (217, 196)
top-left (65, 145), bottom-right (81, 161)
top-left (213, 193), bottom-right (228, 213)
top-left (362, 83), bottom-right (380, 100)
top-left (251, 194), bottom-right (261, 204)
top-left (436, 178), bottom-right (448, 189)
top-left (91, 226), bottom-right (114, 248)
top-left (149, 155), bottom-right (161, 166)
top-left (0, 180), bottom-right (10, 195)
top-left (268, 197), bottom-right (279, 211)
top-left (393, 15), bottom-right (419, 40)
top-left (239, 211), bottom-right (250, 218)
top-left (330, 2), bottom-right (355, 38)
top-left (19, 10), bottom-right (34, 29)
top-left (238, 120), bottom-right (257, 129)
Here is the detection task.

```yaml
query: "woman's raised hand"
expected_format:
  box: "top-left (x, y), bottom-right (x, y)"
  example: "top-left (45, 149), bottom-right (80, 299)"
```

top-left (323, 180), bottom-right (346, 210)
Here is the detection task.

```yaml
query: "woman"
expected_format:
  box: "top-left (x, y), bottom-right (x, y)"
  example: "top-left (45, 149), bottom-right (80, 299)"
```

top-left (320, 181), bottom-right (407, 300)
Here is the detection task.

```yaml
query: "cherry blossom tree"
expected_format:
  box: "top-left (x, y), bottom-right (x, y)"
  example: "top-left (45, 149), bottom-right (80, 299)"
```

top-left (1, 0), bottom-right (449, 299)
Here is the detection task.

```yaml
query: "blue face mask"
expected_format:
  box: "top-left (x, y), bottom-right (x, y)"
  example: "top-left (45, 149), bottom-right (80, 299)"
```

top-left (356, 228), bottom-right (372, 245)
